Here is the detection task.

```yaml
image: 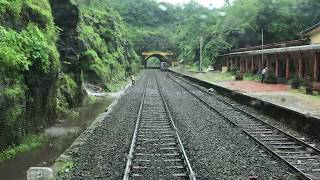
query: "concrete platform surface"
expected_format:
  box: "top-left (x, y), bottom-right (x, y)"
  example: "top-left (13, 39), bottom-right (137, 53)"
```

top-left (215, 80), bottom-right (320, 119)
top-left (170, 69), bottom-right (320, 119)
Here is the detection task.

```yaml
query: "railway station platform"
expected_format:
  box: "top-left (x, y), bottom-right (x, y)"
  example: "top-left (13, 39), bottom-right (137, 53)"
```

top-left (170, 68), bottom-right (320, 119)
top-left (216, 81), bottom-right (320, 119)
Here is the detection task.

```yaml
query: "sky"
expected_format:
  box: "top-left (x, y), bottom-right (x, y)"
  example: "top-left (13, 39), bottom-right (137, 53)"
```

top-left (157, 0), bottom-right (227, 8)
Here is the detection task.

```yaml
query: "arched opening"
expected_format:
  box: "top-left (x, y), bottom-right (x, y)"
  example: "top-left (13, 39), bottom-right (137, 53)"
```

top-left (147, 57), bottom-right (161, 69)
top-left (144, 53), bottom-right (168, 69)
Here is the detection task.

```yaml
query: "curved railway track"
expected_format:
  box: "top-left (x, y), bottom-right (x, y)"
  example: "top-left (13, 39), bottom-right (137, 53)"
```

top-left (123, 72), bottom-right (196, 180)
top-left (167, 72), bottom-right (320, 180)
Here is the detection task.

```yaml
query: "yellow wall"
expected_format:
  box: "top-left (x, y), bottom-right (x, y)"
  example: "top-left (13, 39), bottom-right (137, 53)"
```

top-left (309, 29), bottom-right (320, 44)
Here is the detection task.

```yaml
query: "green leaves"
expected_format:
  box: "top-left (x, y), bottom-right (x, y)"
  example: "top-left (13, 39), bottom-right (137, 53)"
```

top-left (0, 26), bottom-right (31, 71)
top-left (0, 24), bottom-right (59, 73)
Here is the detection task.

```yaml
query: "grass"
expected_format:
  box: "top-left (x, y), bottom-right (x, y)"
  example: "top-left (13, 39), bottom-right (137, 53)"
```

top-left (244, 73), bottom-right (261, 81)
top-left (289, 87), bottom-right (320, 104)
top-left (171, 64), bottom-right (234, 83)
top-left (0, 134), bottom-right (47, 162)
top-left (56, 160), bottom-right (74, 176)
top-left (194, 71), bottom-right (234, 83)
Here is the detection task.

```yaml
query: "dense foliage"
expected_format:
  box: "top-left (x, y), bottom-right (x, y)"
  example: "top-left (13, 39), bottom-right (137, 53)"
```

top-left (0, 0), bottom-right (60, 149)
top-left (109, 0), bottom-right (320, 66)
top-left (0, 0), bottom-right (139, 150)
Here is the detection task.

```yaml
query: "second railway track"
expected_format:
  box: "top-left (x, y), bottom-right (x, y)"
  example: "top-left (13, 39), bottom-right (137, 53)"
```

top-left (167, 72), bottom-right (320, 180)
top-left (123, 72), bottom-right (196, 179)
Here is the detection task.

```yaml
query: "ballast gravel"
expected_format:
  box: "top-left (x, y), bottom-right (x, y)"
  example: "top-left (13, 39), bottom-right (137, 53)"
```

top-left (59, 70), bottom-right (296, 179)
top-left (59, 72), bottom-right (147, 179)
top-left (159, 71), bottom-right (295, 179)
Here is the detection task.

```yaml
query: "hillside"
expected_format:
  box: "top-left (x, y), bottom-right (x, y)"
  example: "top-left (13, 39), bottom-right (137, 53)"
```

top-left (0, 0), bottom-right (139, 151)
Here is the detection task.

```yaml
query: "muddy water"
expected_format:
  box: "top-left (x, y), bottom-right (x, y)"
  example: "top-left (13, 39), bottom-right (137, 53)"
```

top-left (0, 96), bottom-right (113, 180)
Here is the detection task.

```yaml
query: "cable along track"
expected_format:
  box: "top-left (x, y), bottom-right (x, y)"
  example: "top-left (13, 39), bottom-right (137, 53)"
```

top-left (167, 73), bottom-right (320, 180)
top-left (123, 72), bottom-right (196, 180)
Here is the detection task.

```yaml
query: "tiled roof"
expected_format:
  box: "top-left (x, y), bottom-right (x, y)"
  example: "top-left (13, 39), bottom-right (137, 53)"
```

top-left (301, 21), bottom-right (320, 35)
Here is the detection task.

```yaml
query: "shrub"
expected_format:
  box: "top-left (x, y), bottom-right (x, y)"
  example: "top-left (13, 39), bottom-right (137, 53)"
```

top-left (289, 76), bottom-right (304, 89)
top-left (265, 74), bottom-right (277, 84)
top-left (229, 66), bottom-right (239, 76)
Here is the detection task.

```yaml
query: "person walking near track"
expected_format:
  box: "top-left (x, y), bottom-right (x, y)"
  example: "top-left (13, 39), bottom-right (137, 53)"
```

top-left (130, 74), bottom-right (136, 85)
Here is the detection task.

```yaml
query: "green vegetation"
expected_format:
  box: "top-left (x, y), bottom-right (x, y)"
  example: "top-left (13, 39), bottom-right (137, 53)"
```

top-left (264, 74), bottom-right (278, 84)
top-left (289, 76), bottom-right (305, 89)
top-left (110, 0), bottom-right (320, 67)
top-left (172, 65), bottom-right (234, 83)
top-left (290, 88), bottom-right (320, 103)
top-left (0, 0), bottom-right (140, 155)
top-left (244, 73), bottom-right (260, 81)
top-left (147, 57), bottom-right (160, 68)
top-left (0, 0), bottom-right (60, 152)
top-left (56, 160), bottom-right (74, 176)
top-left (77, 0), bottom-right (140, 86)
top-left (197, 72), bottom-right (234, 83)
top-left (0, 134), bottom-right (47, 162)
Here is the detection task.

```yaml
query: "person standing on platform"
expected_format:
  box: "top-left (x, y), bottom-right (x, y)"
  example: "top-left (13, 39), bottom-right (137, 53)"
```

top-left (261, 67), bottom-right (268, 83)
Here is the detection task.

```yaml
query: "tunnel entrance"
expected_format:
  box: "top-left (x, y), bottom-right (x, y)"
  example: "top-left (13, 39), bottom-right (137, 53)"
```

top-left (147, 57), bottom-right (161, 69)
top-left (142, 51), bottom-right (174, 69)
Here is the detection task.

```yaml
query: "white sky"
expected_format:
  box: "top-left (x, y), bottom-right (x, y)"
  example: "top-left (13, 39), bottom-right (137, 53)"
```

top-left (157, 0), bottom-right (226, 8)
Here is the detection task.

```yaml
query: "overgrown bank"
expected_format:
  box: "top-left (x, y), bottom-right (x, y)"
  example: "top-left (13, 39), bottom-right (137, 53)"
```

top-left (0, 0), bottom-right (140, 154)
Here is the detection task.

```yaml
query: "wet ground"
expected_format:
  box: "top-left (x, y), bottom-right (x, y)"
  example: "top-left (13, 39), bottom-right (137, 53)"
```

top-left (0, 96), bottom-right (113, 180)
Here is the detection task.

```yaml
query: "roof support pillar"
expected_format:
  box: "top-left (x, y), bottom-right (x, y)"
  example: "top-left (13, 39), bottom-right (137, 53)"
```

top-left (239, 56), bottom-right (242, 72)
top-left (231, 57), bottom-right (234, 69)
top-left (314, 51), bottom-right (319, 81)
top-left (266, 55), bottom-right (270, 69)
top-left (251, 56), bottom-right (254, 73)
top-left (298, 51), bottom-right (303, 78)
top-left (258, 57), bottom-right (262, 72)
top-left (245, 57), bottom-right (248, 73)
top-left (275, 54), bottom-right (279, 78)
top-left (227, 57), bottom-right (229, 71)
top-left (286, 53), bottom-right (290, 80)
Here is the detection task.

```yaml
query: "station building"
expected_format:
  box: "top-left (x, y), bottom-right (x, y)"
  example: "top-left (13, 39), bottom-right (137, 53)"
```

top-left (218, 22), bottom-right (320, 86)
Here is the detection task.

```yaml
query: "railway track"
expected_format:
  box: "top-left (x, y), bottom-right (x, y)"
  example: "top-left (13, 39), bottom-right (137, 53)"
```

top-left (123, 72), bottom-right (196, 180)
top-left (167, 73), bottom-right (320, 180)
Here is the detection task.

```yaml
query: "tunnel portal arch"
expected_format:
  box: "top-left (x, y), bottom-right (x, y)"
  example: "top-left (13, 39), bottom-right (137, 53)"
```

top-left (142, 51), bottom-right (174, 68)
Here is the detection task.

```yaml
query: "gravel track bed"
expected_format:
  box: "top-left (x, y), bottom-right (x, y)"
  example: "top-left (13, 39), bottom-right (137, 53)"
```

top-left (218, 95), bottom-right (320, 148)
top-left (160, 71), bottom-right (294, 179)
top-left (60, 72), bottom-right (149, 179)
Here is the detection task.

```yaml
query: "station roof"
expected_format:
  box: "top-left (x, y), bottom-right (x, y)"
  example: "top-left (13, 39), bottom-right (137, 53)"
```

top-left (220, 44), bottom-right (320, 57)
top-left (301, 21), bottom-right (320, 35)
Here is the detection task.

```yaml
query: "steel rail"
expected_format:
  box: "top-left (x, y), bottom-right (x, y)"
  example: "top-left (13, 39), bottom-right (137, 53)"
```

top-left (170, 73), bottom-right (320, 155)
top-left (156, 72), bottom-right (196, 180)
top-left (123, 82), bottom-right (148, 180)
top-left (167, 73), bottom-right (320, 180)
top-left (123, 71), bottom-right (196, 179)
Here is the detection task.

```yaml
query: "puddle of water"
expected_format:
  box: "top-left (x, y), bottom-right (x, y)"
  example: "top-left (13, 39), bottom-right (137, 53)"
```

top-left (0, 96), bottom-right (113, 180)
